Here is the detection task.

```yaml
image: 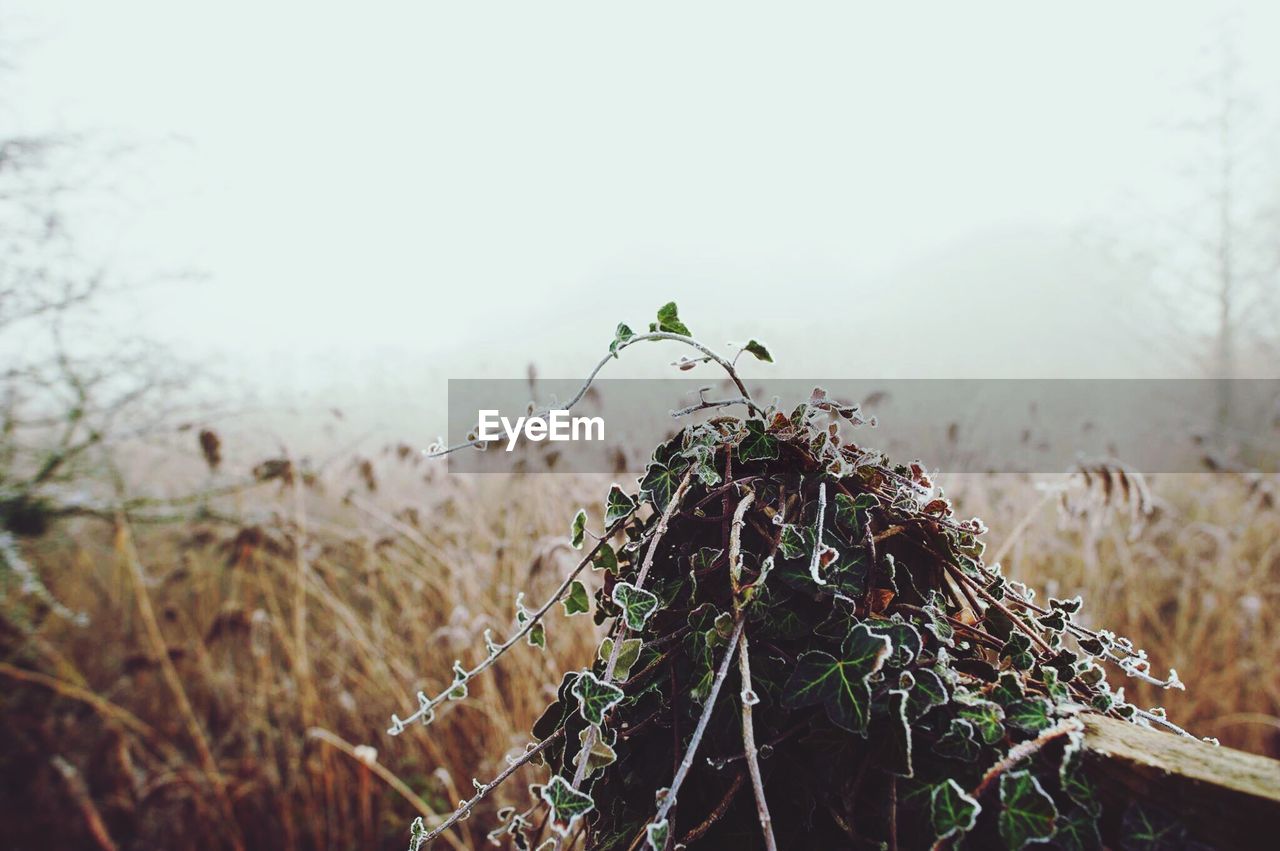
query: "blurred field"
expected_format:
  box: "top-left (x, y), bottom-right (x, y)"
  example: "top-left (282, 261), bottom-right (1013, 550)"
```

top-left (1, 445), bottom-right (1277, 850)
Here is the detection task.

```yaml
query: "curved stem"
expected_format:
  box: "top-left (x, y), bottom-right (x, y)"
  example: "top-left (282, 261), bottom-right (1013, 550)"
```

top-left (427, 332), bottom-right (762, 459)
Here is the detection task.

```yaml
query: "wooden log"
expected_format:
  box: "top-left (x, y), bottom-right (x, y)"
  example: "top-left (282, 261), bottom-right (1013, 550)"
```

top-left (1080, 714), bottom-right (1280, 850)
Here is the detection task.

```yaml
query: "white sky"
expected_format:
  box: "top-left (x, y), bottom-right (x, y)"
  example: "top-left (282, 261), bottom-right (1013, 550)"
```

top-left (5, 1), bottom-right (1279, 436)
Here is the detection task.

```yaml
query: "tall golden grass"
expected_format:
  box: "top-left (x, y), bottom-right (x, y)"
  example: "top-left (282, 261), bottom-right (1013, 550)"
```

top-left (1, 451), bottom-right (1276, 849)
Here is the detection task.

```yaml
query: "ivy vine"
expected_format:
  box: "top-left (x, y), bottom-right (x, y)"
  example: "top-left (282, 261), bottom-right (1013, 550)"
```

top-left (393, 303), bottom-right (1198, 850)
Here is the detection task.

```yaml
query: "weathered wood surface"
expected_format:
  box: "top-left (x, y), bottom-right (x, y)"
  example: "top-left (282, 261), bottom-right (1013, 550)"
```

top-left (1080, 714), bottom-right (1280, 850)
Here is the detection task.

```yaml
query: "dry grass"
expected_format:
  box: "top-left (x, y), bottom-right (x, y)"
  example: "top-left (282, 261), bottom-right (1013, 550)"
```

top-left (1, 450), bottom-right (1277, 849)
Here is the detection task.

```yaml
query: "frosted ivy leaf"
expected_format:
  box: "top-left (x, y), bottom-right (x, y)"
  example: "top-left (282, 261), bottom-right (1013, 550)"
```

top-left (652, 301), bottom-right (691, 336)
top-left (448, 662), bottom-right (468, 699)
top-left (612, 582), bottom-right (660, 631)
top-left (408, 815), bottom-right (427, 851)
top-left (778, 524), bottom-right (807, 559)
top-left (741, 687), bottom-right (760, 706)
top-left (527, 621), bottom-right (546, 649)
top-left (572, 671), bottom-right (625, 725)
top-left (574, 724), bottom-right (618, 775)
top-left (998, 770), bottom-right (1057, 849)
top-left (609, 323), bottom-right (635, 358)
top-left (930, 779), bottom-right (980, 842)
top-left (591, 542), bottom-right (619, 573)
top-left (562, 580), bottom-right (590, 616)
top-left (646, 819), bottom-right (670, 850)
top-left (605, 484), bottom-right (637, 525)
top-left (741, 339), bottom-right (773, 363)
top-left (570, 509), bottom-right (588, 549)
top-left (540, 776), bottom-right (594, 835)
top-left (598, 636), bottom-right (643, 680)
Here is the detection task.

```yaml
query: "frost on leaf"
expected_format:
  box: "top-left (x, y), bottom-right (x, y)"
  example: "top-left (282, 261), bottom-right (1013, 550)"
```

top-left (651, 301), bottom-right (691, 336)
top-left (741, 339), bottom-right (773, 363)
top-left (562, 580), bottom-right (590, 616)
top-left (574, 725), bottom-right (617, 775)
top-left (591, 542), bottom-right (619, 573)
top-left (572, 671), bottom-right (625, 726)
top-left (605, 484), bottom-right (637, 525)
top-left (998, 770), bottom-right (1058, 849)
top-left (598, 637), bottom-right (643, 680)
top-left (540, 775), bottom-right (595, 835)
top-left (407, 815), bottom-right (427, 851)
top-left (609, 323), bottom-right (635, 358)
top-left (448, 661), bottom-right (468, 700)
top-left (645, 818), bottom-right (670, 850)
top-left (639, 441), bottom-right (689, 513)
top-left (738, 418), bottom-right (779, 462)
top-left (930, 778), bottom-right (980, 842)
top-left (781, 623), bottom-right (891, 736)
top-left (881, 688), bottom-right (913, 777)
top-left (527, 621), bottom-right (546, 649)
top-left (778, 524), bottom-right (807, 560)
top-left (612, 582), bottom-right (660, 631)
top-left (570, 509), bottom-right (587, 549)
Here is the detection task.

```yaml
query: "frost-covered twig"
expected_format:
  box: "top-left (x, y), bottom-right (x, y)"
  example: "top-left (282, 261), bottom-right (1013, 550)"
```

top-left (736, 631), bottom-right (777, 851)
top-left (808, 482), bottom-right (828, 585)
top-left (569, 470), bottom-right (696, 791)
top-left (969, 717), bottom-right (1084, 801)
top-left (388, 524), bottom-right (624, 735)
top-left (409, 729), bottom-right (565, 847)
top-left (651, 613), bottom-right (746, 828)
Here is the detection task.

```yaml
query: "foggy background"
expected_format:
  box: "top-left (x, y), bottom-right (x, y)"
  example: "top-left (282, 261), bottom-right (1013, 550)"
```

top-left (5, 0), bottom-right (1280, 443)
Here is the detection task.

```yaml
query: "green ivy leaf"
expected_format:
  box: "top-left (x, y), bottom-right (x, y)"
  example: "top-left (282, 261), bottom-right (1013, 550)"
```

top-left (610, 323), bottom-right (635, 358)
top-left (900, 668), bottom-right (950, 720)
top-left (527, 621), bottom-right (546, 649)
top-left (605, 484), bottom-right (637, 525)
top-left (992, 671), bottom-right (1025, 706)
top-left (540, 775), bottom-right (595, 835)
top-left (598, 637), bottom-right (644, 680)
top-left (955, 690), bottom-right (1006, 745)
top-left (408, 815), bottom-right (427, 851)
top-left (998, 770), bottom-right (1058, 849)
top-left (1120, 802), bottom-right (1186, 850)
top-left (778, 524), bottom-right (808, 559)
top-left (931, 778), bottom-right (981, 842)
top-left (639, 442), bottom-right (689, 513)
top-left (869, 618), bottom-right (922, 668)
top-left (1001, 632), bottom-right (1035, 671)
top-left (571, 671), bottom-right (625, 725)
top-left (645, 818), bottom-right (670, 850)
top-left (612, 582), bottom-right (660, 631)
top-left (1006, 696), bottom-right (1054, 733)
top-left (832, 491), bottom-right (877, 538)
top-left (682, 444), bottom-right (721, 487)
top-left (570, 509), bottom-right (587, 549)
top-left (563, 580), bottom-right (590, 616)
top-left (738, 419), bottom-right (779, 462)
top-left (935, 717), bottom-right (982, 762)
top-left (574, 724), bottom-right (617, 775)
top-left (1055, 807), bottom-right (1103, 851)
top-left (742, 339), bottom-right (773, 363)
top-left (781, 623), bottom-right (891, 735)
top-left (653, 301), bottom-right (691, 336)
top-left (591, 542), bottom-right (618, 574)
